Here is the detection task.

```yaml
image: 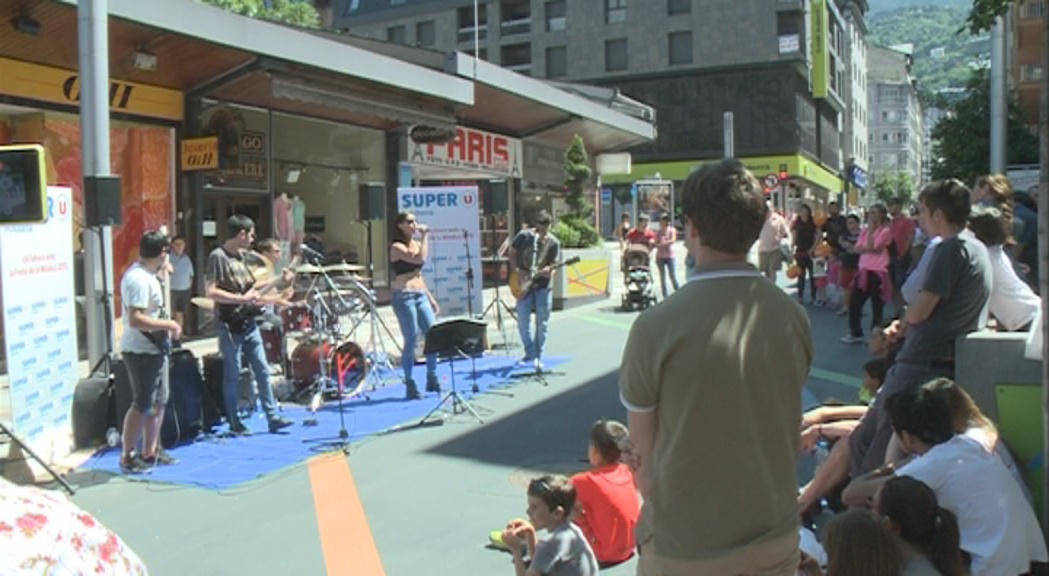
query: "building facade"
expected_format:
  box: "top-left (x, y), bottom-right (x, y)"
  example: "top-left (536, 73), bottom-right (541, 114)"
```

top-left (867, 45), bottom-right (924, 193)
top-left (1010, 0), bottom-right (1046, 132)
top-left (837, 0), bottom-right (870, 202)
top-left (335, 0), bottom-right (870, 211)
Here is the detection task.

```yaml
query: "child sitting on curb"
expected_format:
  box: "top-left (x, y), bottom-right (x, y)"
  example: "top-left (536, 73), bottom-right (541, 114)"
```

top-left (501, 475), bottom-right (600, 576)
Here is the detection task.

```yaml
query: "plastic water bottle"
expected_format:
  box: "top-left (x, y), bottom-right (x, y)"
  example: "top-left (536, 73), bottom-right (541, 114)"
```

top-left (814, 437), bottom-right (830, 469)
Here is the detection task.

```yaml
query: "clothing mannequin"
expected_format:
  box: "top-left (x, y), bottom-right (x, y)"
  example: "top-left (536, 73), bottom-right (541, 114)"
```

top-left (292, 194), bottom-right (306, 246)
top-left (273, 192), bottom-right (293, 242)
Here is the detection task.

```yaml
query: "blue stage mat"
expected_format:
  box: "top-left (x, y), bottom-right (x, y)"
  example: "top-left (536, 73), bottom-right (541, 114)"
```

top-left (80, 354), bottom-right (569, 491)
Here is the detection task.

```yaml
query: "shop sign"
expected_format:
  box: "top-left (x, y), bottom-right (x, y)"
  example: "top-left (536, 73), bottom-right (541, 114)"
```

top-left (0, 57), bottom-right (184, 121)
top-left (180, 137), bottom-right (219, 172)
top-left (409, 126), bottom-right (521, 177)
top-left (409, 125), bottom-right (457, 145)
top-left (810, 0), bottom-right (830, 99)
top-left (523, 142), bottom-right (564, 186)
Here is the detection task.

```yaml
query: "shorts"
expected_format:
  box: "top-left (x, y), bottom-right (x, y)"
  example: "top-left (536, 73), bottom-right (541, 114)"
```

top-left (758, 250), bottom-right (783, 276)
top-left (123, 352), bottom-right (169, 414)
top-left (839, 266), bottom-right (858, 290)
top-left (171, 290), bottom-right (191, 314)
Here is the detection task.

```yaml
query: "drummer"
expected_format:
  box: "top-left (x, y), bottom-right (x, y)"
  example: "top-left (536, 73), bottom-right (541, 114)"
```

top-left (253, 238), bottom-right (296, 330)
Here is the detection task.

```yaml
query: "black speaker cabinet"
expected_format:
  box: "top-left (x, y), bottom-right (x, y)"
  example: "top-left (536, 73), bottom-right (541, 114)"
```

top-left (487, 180), bottom-right (509, 214)
top-left (84, 176), bottom-right (122, 226)
top-left (359, 184), bottom-right (386, 221)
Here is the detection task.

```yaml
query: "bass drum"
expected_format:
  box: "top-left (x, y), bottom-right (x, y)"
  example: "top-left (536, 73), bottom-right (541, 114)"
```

top-left (289, 339), bottom-right (369, 397)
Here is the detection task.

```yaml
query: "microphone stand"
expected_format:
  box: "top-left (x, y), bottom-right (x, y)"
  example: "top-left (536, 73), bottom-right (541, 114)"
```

top-left (463, 228), bottom-right (475, 318)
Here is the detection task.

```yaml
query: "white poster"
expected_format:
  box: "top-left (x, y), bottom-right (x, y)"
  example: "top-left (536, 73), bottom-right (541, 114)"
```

top-left (0, 186), bottom-right (78, 452)
top-left (397, 186), bottom-right (482, 318)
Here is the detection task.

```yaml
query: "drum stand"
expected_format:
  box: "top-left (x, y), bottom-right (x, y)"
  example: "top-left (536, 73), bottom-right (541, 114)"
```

top-left (301, 293), bottom-right (353, 454)
top-left (342, 276), bottom-right (399, 392)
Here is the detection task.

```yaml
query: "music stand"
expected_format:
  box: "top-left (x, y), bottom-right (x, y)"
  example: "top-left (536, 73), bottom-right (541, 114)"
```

top-left (417, 318), bottom-right (487, 426)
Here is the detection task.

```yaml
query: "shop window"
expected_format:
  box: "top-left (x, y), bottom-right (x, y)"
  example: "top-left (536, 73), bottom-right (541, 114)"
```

top-left (605, 38), bottom-right (628, 72)
top-left (546, 46), bottom-right (567, 78)
top-left (606, 0), bottom-right (626, 23)
top-left (387, 25), bottom-right (406, 44)
top-left (668, 31), bottom-right (692, 65)
top-left (545, 0), bottom-right (566, 32)
top-left (416, 21), bottom-right (436, 47)
top-left (668, 0), bottom-right (690, 15)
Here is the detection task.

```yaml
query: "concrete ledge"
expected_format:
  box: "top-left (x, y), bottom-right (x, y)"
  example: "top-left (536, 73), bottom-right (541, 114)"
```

top-left (956, 330), bottom-right (1043, 422)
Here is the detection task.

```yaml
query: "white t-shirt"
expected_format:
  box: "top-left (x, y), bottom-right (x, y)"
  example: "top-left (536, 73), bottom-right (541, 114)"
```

top-left (986, 244), bottom-right (1040, 331)
top-left (120, 262), bottom-right (165, 355)
top-left (964, 426), bottom-right (1034, 506)
top-left (898, 435), bottom-right (1047, 576)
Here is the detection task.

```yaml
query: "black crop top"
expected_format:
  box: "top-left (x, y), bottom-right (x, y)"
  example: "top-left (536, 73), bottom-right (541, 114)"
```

top-left (391, 258), bottom-right (423, 276)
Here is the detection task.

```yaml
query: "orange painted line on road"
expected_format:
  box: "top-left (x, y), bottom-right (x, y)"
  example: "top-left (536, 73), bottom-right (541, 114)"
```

top-left (308, 453), bottom-right (386, 576)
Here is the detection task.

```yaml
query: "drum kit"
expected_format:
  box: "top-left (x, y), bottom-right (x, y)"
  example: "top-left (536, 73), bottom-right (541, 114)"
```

top-left (193, 252), bottom-right (399, 411)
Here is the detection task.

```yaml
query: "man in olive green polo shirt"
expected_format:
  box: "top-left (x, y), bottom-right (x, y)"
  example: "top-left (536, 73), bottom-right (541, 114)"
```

top-left (620, 159), bottom-right (813, 575)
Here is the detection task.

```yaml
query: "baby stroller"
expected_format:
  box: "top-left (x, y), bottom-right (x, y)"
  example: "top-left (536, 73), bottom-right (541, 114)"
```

top-left (621, 244), bottom-right (657, 311)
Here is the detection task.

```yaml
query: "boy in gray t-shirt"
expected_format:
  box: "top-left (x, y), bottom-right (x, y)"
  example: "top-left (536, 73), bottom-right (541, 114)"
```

top-left (501, 475), bottom-right (599, 576)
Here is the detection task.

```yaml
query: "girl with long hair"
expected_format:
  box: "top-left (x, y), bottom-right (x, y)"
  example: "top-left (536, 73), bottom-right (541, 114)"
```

top-left (799, 509), bottom-right (901, 576)
top-left (389, 211), bottom-right (440, 399)
top-left (842, 204), bottom-right (893, 344)
top-left (875, 476), bottom-right (968, 576)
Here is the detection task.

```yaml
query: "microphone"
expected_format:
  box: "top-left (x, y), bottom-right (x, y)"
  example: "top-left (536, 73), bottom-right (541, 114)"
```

top-left (300, 243), bottom-right (324, 258)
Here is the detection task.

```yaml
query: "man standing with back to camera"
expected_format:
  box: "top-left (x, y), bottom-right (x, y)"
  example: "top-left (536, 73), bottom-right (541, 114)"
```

top-left (205, 214), bottom-right (294, 435)
top-left (620, 159), bottom-right (813, 575)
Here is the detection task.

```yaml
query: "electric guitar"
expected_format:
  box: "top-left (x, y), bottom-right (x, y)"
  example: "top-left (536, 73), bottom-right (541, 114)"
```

top-left (509, 257), bottom-right (581, 299)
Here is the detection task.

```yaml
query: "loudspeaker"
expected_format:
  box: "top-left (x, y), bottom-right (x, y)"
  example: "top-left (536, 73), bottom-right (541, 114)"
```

top-left (72, 375), bottom-right (112, 449)
top-left (359, 184), bottom-right (386, 220)
top-left (84, 176), bottom-right (122, 226)
top-left (487, 180), bottom-right (509, 214)
top-left (161, 349), bottom-right (204, 446)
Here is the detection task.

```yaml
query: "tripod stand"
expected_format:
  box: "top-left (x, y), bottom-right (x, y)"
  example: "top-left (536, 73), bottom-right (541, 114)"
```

top-left (479, 227), bottom-right (518, 353)
top-left (301, 288), bottom-right (353, 453)
top-left (418, 319), bottom-right (487, 426)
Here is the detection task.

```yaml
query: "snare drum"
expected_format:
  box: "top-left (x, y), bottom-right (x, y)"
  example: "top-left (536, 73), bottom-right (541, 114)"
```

top-left (290, 339), bottom-right (369, 395)
top-left (280, 303), bottom-right (312, 334)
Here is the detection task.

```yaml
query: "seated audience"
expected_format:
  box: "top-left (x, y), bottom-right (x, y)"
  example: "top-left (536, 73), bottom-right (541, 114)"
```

top-left (874, 475), bottom-right (967, 576)
top-left (842, 385), bottom-right (1047, 575)
top-left (798, 509), bottom-right (901, 576)
top-left (569, 420), bottom-right (639, 567)
top-left (501, 475), bottom-right (600, 576)
top-left (968, 205), bottom-right (1040, 332)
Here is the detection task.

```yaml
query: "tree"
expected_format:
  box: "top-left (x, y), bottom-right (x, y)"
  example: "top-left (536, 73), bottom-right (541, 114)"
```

top-left (871, 169), bottom-right (916, 205)
top-left (198, 0), bottom-right (320, 28)
top-left (555, 135), bottom-right (600, 248)
top-left (929, 68), bottom-right (1040, 184)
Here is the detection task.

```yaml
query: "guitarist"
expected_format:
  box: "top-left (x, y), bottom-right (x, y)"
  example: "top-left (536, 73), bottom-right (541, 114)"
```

top-left (509, 211), bottom-right (561, 371)
top-left (119, 230), bottom-right (181, 473)
top-left (205, 215), bottom-right (294, 436)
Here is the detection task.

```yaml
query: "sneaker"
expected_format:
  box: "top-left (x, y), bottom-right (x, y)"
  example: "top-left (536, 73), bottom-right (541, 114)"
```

top-left (840, 335), bottom-right (865, 344)
top-left (405, 379), bottom-right (421, 400)
top-left (517, 356), bottom-right (535, 367)
top-left (268, 417), bottom-right (294, 433)
top-left (425, 375), bottom-right (441, 393)
top-left (533, 358), bottom-right (544, 372)
top-left (143, 448), bottom-right (179, 466)
top-left (120, 453), bottom-right (151, 474)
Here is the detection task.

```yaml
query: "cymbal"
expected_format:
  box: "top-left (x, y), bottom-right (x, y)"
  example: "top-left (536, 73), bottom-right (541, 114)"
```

top-left (324, 262), bottom-right (366, 273)
top-left (191, 297), bottom-right (215, 311)
top-left (294, 264), bottom-right (324, 274)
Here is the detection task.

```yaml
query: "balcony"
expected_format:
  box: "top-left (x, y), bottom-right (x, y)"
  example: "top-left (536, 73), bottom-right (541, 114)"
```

top-left (457, 25), bottom-right (488, 44)
top-left (500, 17), bottom-right (532, 37)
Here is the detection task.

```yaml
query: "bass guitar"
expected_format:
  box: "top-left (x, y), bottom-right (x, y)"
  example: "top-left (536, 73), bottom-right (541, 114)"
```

top-left (509, 256), bottom-right (581, 299)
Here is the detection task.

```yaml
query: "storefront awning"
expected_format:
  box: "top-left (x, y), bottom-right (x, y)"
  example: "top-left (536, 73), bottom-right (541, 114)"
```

top-left (55, 0), bottom-right (474, 107)
top-left (444, 53), bottom-right (656, 152)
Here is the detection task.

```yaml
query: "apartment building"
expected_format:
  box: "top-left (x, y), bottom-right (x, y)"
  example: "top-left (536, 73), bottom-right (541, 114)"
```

top-left (867, 44), bottom-right (925, 192)
top-left (837, 0), bottom-right (870, 201)
top-left (335, 0), bottom-right (867, 207)
top-left (1011, 0), bottom-right (1046, 132)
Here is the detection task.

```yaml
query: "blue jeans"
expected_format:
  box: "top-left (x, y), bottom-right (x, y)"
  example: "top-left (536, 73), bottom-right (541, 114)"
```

top-left (391, 290), bottom-right (437, 382)
top-left (217, 323), bottom-right (278, 427)
top-left (516, 287), bottom-right (552, 360)
top-left (656, 257), bottom-right (680, 298)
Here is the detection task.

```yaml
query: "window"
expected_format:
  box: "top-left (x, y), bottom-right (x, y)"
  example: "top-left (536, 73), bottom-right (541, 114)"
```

top-left (668, 0), bottom-right (690, 15)
top-left (606, 0), bottom-right (626, 23)
top-left (881, 132), bottom-right (889, 142)
top-left (545, 1), bottom-right (566, 31)
top-left (668, 31), bottom-right (692, 65)
top-left (1020, 64), bottom-right (1044, 83)
top-left (546, 46), bottom-right (567, 78)
top-left (1021, 0), bottom-right (1045, 18)
top-left (386, 25), bottom-right (406, 44)
top-left (416, 21), bottom-right (436, 47)
top-left (500, 0), bottom-right (532, 36)
top-left (605, 38), bottom-right (628, 71)
top-left (501, 42), bottom-right (532, 75)
top-left (457, 5), bottom-right (487, 43)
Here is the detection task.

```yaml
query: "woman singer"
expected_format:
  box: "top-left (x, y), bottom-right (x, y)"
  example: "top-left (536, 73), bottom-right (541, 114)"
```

top-left (390, 211), bottom-right (441, 400)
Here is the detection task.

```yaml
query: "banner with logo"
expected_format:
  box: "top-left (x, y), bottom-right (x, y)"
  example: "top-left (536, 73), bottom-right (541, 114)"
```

top-left (0, 187), bottom-right (78, 452)
top-left (408, 127), bottom-right (522, 178)
top-left (397, 187), bottom-right (482, 318)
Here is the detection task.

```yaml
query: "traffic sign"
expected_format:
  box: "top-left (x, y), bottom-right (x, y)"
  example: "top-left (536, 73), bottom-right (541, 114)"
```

top-left (763, 174), bottom-right (779, 189)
